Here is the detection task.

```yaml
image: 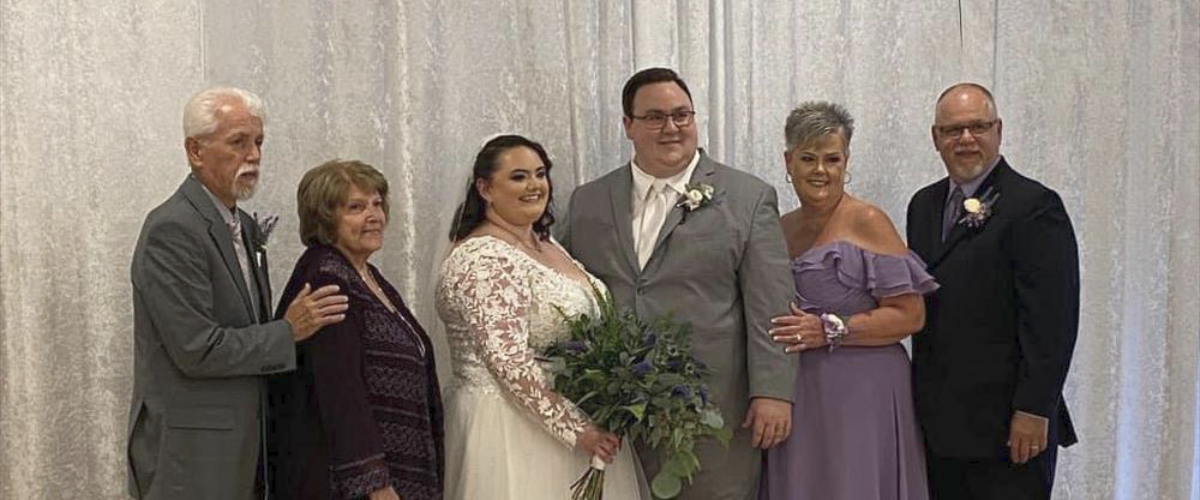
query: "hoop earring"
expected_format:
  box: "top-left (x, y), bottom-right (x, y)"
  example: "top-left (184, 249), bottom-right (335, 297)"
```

top-left (843, 171), bottom-right (852, 185)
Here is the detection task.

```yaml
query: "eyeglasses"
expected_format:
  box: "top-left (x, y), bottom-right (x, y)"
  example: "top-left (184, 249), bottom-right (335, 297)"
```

top-left (935, 120), bottom-right (997, 139)
top-left (630, 110), bottom-right (696, 130)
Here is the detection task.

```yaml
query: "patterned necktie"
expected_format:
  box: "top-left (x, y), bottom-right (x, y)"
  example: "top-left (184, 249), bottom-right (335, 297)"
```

top-left (228, 217), bottom-right (258, 319)
top-left (636, 181), bottom-right (672, 269)
top-left (230, 216), bottom-right (269, 500)
top-left (942, 186), bottom-right (964, 242)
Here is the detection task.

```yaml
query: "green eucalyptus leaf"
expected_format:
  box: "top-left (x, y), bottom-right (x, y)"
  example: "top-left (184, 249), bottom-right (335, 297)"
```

top-left (651, 471), bottom-right (683, 499)
top-left (664, 454), bottom-right (691, 477)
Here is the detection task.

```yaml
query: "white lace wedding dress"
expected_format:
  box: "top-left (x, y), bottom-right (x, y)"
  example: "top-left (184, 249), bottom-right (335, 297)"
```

top-left (436, 235), bottom-right (645, 500)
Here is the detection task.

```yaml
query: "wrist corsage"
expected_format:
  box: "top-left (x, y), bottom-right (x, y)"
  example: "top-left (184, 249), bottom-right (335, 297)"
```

top-left (820, 313), bottom-right (850, 352)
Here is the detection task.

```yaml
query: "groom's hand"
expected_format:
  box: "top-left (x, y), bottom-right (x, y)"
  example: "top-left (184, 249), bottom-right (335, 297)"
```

top-left (743, 397), bottom-right (792, 449)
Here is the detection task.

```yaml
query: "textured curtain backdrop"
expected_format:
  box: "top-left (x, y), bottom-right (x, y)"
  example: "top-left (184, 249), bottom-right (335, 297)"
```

top-left (1, 1), bottom-right (1197, 498)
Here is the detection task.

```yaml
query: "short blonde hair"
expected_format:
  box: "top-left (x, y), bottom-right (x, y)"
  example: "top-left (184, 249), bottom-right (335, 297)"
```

top-left (785, 101), bottom-right (855, 153)
top-left (297, 160), bottom-right (390, 247)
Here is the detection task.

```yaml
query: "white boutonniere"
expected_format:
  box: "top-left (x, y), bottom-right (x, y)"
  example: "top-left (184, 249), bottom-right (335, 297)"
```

top-left (958, 186), bottom-right (1000, 229)
top-left (676, 182), bottom-right (715, 212)
top-left (252, 212), bottom-right (279, 266)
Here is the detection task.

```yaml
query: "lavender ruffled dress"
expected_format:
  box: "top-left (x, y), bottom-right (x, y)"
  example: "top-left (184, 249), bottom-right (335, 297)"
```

top-left (760, 240), bottom-right (938, 500)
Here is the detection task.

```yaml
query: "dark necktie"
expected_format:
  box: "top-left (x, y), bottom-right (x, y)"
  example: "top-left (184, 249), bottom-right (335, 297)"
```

top-left (942, 187), bottom-right (964, 242)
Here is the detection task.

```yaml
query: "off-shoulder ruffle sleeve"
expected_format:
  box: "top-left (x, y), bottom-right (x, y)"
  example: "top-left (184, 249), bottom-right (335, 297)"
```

top-left (793, 240), bottom-right (939, 298)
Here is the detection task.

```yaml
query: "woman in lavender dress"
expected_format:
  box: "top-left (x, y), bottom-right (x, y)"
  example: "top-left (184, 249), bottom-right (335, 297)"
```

top-left (760, 102), bottom-right (937, 500)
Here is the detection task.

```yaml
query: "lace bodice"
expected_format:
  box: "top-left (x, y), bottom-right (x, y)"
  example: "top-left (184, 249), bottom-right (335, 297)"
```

top-left (436, 235), bottom-right (607, 448)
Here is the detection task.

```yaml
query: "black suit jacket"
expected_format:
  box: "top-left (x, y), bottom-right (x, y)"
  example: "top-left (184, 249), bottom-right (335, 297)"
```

top-left (906, 157), bottom-right (1079, 459)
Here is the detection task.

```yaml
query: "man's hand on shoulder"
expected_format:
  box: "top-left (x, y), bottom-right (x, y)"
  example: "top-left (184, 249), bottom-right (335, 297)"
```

top-left (743, 397), bottom-right (793, 449)
top-left (284, 283), bottom-right (349, 341)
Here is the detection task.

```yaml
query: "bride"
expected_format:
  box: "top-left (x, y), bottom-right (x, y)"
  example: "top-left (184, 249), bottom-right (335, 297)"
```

top-left (435, 135), bottom-right (645, 499)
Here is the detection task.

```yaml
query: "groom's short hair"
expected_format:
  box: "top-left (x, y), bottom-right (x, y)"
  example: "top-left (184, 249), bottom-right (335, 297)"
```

top-left (622, 67), bottom-right (693, 117)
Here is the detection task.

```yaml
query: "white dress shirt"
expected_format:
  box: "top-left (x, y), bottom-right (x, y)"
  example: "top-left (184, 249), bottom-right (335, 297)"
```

top-left (630, 151), bottom-right (701, 269)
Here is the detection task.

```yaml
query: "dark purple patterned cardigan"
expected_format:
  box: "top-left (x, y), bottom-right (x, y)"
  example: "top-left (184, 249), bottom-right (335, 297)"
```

top-left (268, 245), bottom-right (444, 500)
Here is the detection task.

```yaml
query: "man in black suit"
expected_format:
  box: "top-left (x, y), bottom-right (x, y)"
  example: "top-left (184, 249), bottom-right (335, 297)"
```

top-left (907, 83), bottom-right (1080, 499)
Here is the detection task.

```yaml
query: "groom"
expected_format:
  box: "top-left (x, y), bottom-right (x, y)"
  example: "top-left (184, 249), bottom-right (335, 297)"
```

top-left (563, 68), bottom-right (797, 499)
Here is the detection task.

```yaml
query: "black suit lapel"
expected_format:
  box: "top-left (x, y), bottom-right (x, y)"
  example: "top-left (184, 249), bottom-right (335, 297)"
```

top-left (928, 161), bottom-right (1008, 269)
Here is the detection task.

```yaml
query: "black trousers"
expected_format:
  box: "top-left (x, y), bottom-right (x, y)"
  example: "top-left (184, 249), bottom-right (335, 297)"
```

top-left (926, 447), bottom-right (1058, 500)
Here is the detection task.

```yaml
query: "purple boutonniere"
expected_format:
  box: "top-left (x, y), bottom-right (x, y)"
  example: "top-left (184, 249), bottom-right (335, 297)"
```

top-left (252, 212), bottom-right (279, 267)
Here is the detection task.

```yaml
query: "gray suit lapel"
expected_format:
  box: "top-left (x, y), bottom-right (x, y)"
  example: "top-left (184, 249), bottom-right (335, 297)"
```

top-left (607, 164), bottom-right (641, 274)
top-left (650, 154), bottom-right (718, 256)
top-left (239, 211), bottom-right (272, 320)
top-left (181, 177), bottom-right (257, 320)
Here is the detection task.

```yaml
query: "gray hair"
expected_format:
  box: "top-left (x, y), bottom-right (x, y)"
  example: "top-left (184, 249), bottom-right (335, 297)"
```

top-left (182, 87), bottom-right (266, 139)
top-left (784, 101), bottom-right (855, 153)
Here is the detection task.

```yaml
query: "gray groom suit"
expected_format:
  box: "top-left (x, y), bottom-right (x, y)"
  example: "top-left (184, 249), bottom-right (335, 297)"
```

top-left (563, 153), bottom-right (798, 499)
top-left (126, 175), bottom-right (295, 499)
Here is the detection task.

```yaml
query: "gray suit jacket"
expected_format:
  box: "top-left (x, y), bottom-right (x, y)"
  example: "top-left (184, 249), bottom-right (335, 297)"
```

top-left (126, 175), bottom-right (295, 499)
top-left (563, 153), bottom-right (797, 500)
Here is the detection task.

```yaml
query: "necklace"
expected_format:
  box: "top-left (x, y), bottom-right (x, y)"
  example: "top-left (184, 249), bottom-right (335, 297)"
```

top-left (356, 266), bottom-right (427, 357)
top-left (490, 222), bottom-right (542, 253)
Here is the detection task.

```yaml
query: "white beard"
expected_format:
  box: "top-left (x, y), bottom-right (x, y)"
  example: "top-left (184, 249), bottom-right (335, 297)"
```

top-left (232, 164), bottom-right (258, 201)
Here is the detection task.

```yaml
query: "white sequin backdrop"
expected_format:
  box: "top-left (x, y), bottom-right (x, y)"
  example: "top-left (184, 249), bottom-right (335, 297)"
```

top-left (1, 1), bottom-right (1197, 498)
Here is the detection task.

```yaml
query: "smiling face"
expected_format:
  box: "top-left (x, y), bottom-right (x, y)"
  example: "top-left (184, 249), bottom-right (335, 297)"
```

top-left (333, 183), bottom-right (387, 264)
top-left (932, 87), bottom-right (1002, 184)
top-left (478, 146), bottom-right (549, 228)
top-left (186, 99), bottom-right (264, 207)
top-left (622, 81), bottom-right (698, 178)
top-left (786, 132), bottom-right (848, 208)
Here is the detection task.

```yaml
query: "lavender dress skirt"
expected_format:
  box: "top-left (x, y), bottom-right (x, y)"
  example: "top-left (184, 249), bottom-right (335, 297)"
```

top-left (760, 241), bottom-right (938, 500)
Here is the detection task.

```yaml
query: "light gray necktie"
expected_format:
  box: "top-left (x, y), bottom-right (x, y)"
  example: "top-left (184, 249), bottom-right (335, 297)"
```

top-left (228, 217), bottom-right (258, 319)
top-left (637, 180), bottom-right (672, 269)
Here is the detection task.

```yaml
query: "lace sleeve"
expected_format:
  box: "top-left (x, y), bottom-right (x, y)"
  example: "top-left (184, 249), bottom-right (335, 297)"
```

top-left (447, 245), bottom-right (590, 448)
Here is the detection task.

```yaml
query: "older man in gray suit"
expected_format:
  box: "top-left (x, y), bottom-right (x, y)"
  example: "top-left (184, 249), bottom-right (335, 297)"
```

top-left (126, 87), bottom-right (348, 500)
top-left (563, 68), bottom-right (797, 499)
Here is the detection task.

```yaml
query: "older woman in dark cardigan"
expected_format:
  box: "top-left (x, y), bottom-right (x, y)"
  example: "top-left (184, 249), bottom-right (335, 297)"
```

top-left (269, 160), bottom-right (443, 500)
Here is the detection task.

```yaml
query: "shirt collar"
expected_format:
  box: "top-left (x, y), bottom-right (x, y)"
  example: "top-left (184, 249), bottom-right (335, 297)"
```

top-left (949, 154), bottom-right (1002, 200)
top-left (631, 150), bottom-right (701, 200)
top-left (193, 173), bottom-right (240, 227)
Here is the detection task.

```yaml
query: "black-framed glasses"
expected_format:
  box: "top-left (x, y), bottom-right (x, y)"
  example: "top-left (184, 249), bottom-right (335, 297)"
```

top-left (630, 110), bottom-right (696, 130)
top-left (935, 120), bottom-right (997, 139)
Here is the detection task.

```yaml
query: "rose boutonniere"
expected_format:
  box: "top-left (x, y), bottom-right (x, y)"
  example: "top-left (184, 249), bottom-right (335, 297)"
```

top-left (252, 212), bottom-right (279, 266)
top-left (958, 186), bottom-right (1000, 229)
top-left (676, 182), bottom-right (715, 212)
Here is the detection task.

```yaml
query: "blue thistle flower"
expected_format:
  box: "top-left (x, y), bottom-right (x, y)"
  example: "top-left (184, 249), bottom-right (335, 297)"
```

top-left (642, 332), bottom-right (658, 348)
top-left (671, 385), bottom-right (692, 400)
